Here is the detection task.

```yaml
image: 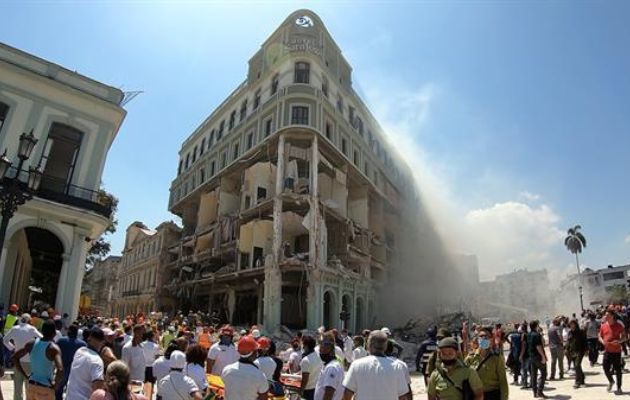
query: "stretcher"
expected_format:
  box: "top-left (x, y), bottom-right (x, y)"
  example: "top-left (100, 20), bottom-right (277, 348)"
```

top-left (206, 374), bottom-right (288, 400)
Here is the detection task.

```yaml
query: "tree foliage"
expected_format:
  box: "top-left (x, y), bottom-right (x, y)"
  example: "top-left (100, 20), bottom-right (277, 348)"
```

top-left (86, 192), bottom-right (118, 270)
top-left (564, 225), bottom-right (587, 254)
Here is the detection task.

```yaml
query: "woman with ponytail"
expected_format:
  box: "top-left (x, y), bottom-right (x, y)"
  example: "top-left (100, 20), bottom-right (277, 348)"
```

top-left (90, 360), bottom-right (148, 400)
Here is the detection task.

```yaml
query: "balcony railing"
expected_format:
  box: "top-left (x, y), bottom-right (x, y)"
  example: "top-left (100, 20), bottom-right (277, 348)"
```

top-left (7, 168), bottom-right (114, 218)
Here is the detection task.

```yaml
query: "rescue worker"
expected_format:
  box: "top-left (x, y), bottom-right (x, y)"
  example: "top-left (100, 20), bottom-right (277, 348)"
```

top-left (381, 327), bottom-right (404, 358)
top-left (427, 337), bottom-right (484, 400)
top-left (464, 327), bottom-right (509, 400)
top-left (426, 328), bottom-right (452, 376)
top-left (416, 327), bottom-right (438, 385)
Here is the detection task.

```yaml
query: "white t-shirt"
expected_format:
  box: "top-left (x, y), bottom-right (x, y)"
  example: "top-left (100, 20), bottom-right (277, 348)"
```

top-left (186, 363), bottom-right (208, 390)
top-left (152, 356), bottom-right (170, 383)
top-left (300, 351), bottom-right (322, 390)
top-left (288, 350), bottom-right (302, 372)
top-left (314, 360), bottom-right (345, 400)
top-left (142, 340), bottom-right (161, 366)
top-left (221, 361), bottom-right (269, 400)
top-left (254, 356), bottom-right (277, 380)
top-left (352, 347), bottom-right (368, 362)
top-left (342, 336), bottom-right (354, 362)
top-left (392, 358), bottom-right (411, 385)
top-left (122, 341), bottom-right (146, 381)
top-left (207, 343), bottom-right (239, 375)
top-left (342, 355), bottom-right (409, 400)
top-left (2, 323), bottom-right (42, 362)
top-left (157, 371), bottom-right (199, 399)
top-left (66, 347), bottom-right (104, 400)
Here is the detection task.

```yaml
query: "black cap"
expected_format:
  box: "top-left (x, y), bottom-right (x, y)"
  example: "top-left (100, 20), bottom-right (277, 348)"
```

top-left (88, 327), bottom-right (105, 341)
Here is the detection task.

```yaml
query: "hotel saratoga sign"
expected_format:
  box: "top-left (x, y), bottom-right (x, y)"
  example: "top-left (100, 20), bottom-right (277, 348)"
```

top-left (283, 38), bottom-right (323, 57)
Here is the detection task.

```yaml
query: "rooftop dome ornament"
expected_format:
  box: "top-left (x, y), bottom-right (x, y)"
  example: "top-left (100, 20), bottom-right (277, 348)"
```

top-left (295, 15), bottom-right (314, 28)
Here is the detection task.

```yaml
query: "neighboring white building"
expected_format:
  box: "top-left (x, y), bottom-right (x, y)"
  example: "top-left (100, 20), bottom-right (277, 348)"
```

top-left (0, 42), bottom-right (126, 317)
top-left (558, 264), bottom-right (630, 310)
top-left (479, 268), bottom-right (551, 320)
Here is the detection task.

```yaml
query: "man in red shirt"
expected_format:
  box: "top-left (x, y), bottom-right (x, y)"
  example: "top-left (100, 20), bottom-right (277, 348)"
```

top-left (599, 309), bottom-right (626, 394)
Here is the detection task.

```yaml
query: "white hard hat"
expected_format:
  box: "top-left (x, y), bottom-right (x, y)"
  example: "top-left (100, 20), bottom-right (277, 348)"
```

top-left (170, 351), bottom-right (187, 369)
top-left (381, 327), bottom-right (392, 336)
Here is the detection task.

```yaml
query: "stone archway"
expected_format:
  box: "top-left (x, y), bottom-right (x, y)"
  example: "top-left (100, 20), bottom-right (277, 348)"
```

top-left (6, 227), bottom-right (64, 309)
top-left (355, 297), bottom-right (365, 332)
top-left (341, 294), bottom-right (353, 331)
top-left (323, 290), bottom-right (337, 329)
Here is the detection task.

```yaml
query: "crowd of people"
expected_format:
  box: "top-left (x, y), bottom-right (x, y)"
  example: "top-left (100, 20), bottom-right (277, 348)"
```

top-left (0, 302), bottom-right (628, 400)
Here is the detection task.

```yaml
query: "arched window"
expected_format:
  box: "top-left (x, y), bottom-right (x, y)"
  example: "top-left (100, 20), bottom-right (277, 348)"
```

top-left (0, 102), bottom-right (9, 133)
top-left (294, 62), bottom-right (310, 84)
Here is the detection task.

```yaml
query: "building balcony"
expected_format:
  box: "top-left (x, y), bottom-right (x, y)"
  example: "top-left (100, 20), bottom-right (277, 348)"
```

top-left (37, 175), bottom-right (114, 218)
top-left (6, 169), bottom-right (114, 218)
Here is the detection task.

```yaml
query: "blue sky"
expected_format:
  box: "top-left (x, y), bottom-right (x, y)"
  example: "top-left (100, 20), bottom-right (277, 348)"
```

top-left (2, 1), bottom-right (629, 281)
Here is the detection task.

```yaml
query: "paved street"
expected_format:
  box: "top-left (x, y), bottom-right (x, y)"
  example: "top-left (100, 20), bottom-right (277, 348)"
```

top-left (410, 349), bottom-right (629, 399)
top-left (1, 350), bottom-right (628, 399)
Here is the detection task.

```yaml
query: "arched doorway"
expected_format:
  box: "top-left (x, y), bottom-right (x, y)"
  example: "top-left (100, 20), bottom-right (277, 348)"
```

top-left (7, 227), bottom-right (64, 309)
top-left (341, 294), bottom-right (352, 331)
top-left (355, 297), bottom-right (365, 332)
top-left (323, 290), bottom-right (336, 329)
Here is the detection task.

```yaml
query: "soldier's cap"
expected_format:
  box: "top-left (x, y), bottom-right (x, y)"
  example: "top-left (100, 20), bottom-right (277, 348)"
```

top-left (436, 328), bottom-right (451, 339)
top-left (438, 337), bottom-right (459, 350)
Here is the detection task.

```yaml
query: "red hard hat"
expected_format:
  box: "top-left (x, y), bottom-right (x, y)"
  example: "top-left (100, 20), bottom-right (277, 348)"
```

top-left (9, 304), bottom-right (18, 312)
top-left (258, 336), bottom-right (272, 350)
top-left (238, 335), bottom-right (259, 355)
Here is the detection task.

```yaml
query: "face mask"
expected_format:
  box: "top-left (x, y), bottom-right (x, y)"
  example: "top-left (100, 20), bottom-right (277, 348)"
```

top-left (478, 339), bottom-right (491, 350)
top-left (442, 358), bottom-right (457, 366)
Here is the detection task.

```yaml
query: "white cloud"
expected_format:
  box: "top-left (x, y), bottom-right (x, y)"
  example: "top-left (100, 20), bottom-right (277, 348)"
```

top-left (464, 202), bottom-right (565, 279)
top-left (519, 191), bottom-right (541, 202)
top-left (625, 235), bottom-right (630, 244)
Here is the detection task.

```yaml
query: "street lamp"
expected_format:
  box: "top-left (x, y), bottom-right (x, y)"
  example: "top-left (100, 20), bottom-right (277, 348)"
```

top-left (0, 130), bottom-right (42, 265)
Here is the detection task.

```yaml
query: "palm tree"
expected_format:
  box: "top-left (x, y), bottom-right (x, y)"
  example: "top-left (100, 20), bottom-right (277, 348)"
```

top-left (565, 225), bottom-right (587, 310)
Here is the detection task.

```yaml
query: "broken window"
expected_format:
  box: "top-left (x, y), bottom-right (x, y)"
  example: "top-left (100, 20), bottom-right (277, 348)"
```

top-left (246, 132), bottom-right (254, 150)
top-left (264, 118), bottom-right (273, 137)
top-left (257, 187), bottom-right (267, 202)
top-left (0, 102), bottom-right (8, 132)
top-left (218, 121), bottom-right (224, 140)
top-left (233, 142), bottom-right (239, 160)
top-left (253, 247), bottom-right (264, 268)
top-left (229, 110), bottom-right (236, 130)
top-left (253, 89), bottom-right (261, 109)
top-left (240, 99), bottom-right (247, 122)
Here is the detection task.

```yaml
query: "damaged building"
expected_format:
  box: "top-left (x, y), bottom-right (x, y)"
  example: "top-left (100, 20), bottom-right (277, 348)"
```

top-left (166, 10), bottom-right (419, 331)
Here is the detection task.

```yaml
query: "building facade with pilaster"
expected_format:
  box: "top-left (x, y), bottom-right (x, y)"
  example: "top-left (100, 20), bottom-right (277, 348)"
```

top-left (167, 10), bottom-right (418, 331)
top-left (0, 42), bottom-right (126, 317)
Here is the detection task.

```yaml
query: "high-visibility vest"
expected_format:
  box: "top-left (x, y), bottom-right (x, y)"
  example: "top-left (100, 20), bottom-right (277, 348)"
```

top-left (3, 314), bottom-right (18, 335)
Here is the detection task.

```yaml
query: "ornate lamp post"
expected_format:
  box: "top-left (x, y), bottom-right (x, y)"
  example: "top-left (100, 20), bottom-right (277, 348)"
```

top-left (0, 130), bottom-right (43, 263)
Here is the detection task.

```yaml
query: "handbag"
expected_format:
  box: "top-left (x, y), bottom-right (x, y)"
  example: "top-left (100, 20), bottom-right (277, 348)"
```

top-left (438, 368), bottom-right (475, 400)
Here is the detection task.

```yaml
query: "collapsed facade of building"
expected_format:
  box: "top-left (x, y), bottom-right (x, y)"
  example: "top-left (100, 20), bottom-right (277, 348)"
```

top-left (166, 10), bottom-right (426, 331)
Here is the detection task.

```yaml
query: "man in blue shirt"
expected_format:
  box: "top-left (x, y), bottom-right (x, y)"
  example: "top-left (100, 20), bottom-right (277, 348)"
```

top-left (55, 324), bottom-right (86, 400)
